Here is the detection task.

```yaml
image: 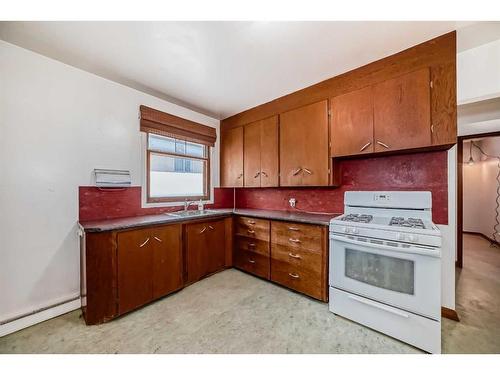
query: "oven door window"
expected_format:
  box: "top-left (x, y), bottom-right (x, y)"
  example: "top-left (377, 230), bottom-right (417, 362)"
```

top-left (345, 248), bottom-right (415, 295)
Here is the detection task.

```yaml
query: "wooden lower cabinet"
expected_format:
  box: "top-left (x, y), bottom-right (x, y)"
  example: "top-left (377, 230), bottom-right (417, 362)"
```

top-left (185, 218), bottom-right (226, 284)
top-left (117, 224), bottom-right (182, 315)
top-left (233, 216), bottom-right (271, 279)
top-left (270, 221), bottom-right (328, 302)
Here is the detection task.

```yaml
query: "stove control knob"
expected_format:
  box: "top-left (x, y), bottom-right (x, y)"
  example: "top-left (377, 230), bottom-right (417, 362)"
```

top-left (408, 235), bottom-right (418, 243)
top-left (397, 233), bottom-right (406, 241)
top-left (352, 228), bottom-right (359, 234)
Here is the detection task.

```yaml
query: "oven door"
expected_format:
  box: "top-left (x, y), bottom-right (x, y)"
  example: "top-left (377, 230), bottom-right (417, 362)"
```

top-left (329, 234), bottom-right (441, 320)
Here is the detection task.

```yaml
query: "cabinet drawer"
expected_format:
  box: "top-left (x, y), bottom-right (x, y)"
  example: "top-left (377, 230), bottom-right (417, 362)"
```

top-left (235, 236), bottom-right (270, 257)
top-left (271, 243), bottom-right (322, 273)
top-left (270, 258), bottom-right (322, 300)
top-left (271, 221), bottom-right (322, 251)
top-left (235, 216), bottom-right (270, 241)
top-left (234, 249), bottom-right (270, 280)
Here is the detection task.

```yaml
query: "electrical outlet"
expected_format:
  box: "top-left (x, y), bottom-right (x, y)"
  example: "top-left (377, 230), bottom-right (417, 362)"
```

top-left (289, 198), bottom-right (296, 208)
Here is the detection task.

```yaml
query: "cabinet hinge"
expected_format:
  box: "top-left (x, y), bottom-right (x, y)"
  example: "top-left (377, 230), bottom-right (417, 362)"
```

top-left (430, 81), bottom-right (433, 89)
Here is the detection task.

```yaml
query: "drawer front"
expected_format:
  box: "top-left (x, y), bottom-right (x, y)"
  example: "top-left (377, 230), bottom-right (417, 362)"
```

top-left (271, 258), bottom-right (323, 300)
top-left (235, 235), bottom-right (270, 257)
top-left (235, 216), bottom-right (270, 241)
top-left (234, 249), bottom-right (270, 280)
top-left (271, 221), bottom-right (323, 252)
top-left (271, 243), bottom-right (322, 273)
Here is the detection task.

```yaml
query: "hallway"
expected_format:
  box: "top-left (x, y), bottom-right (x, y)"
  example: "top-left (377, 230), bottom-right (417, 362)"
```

top-left (442, 234), bottom-right (500, 353)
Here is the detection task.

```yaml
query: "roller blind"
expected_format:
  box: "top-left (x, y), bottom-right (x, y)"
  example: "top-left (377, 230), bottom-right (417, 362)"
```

top-left (140, 105), bottom-right (217, 146)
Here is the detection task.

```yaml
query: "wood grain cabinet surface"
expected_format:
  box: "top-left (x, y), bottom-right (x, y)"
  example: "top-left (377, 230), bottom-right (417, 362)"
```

top-left (233, 216), bottom-right (271, 279)
top-left (243, 116), bottom-right (279, 187)
top-left (220, 126), bottom-right (244, 187)
top-left (279, 100), bottom-right (329, 187)
top-left (185, 218), bottom-right (226, 284)
top-left (270, 221), bottom-right (328, 301)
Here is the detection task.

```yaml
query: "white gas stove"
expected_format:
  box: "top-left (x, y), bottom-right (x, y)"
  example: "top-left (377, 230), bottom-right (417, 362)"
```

top-left (329, 191), bottom-right (442, 353)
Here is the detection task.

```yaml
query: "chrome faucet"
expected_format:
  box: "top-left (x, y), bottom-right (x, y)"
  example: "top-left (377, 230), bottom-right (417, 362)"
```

top-left (184, 199), bottom-right (197, 211)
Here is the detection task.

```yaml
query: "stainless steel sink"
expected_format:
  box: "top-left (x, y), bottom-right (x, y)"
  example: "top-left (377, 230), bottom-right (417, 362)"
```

top-left (166, 210), bottom-right (218, 218)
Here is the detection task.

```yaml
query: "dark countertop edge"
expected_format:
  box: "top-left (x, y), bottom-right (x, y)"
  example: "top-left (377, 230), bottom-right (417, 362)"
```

top-left (80, 209), bottom-right (337, 233)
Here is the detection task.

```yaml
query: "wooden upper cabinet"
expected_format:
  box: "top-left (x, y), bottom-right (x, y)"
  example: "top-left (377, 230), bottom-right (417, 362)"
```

top-left (330, 86), bottom-right (374, 157)
top-left (221, 126), bottom-right (243, 187)
top-left (279, 100), bottom-right (329, 186)
top-left (243, 116), bottom-right (279, 187)
top-left (373, 68), bottom-right (431, 152)
top-left (150, 225), bottom-right (183, 300)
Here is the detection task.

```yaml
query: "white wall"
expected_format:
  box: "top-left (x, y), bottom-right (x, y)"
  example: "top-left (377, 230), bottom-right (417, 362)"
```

top-left (463, 138), bottom-right (500, 241)
top-left (0, 40), bottom-right (220, 324)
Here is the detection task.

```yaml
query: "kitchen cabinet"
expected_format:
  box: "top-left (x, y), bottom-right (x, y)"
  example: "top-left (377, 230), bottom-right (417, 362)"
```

top-left (117, 224), bottom-right (182, 315)
top-left (270, 221), bottom-right (328, 301)
top-left (330, 86), bottom-right (374, 157)
top-left (185, 218), bottom-right (226, 283)
top-left (244, 116), bottom-right (279, 187)
top-left (279, 100), bottom-right (329, 186)
top-left (373, 68), bottom-right (431, 152)
top-left (221, 126), bottom-right (244, 187)
top-left (234, 216), bottom-right (271, 279)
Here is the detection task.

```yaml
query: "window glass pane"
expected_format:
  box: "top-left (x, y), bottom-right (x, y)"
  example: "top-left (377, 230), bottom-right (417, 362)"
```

top-left (186, 141), bottom-right (205, 157)
top-left (345, 248), bottom-right (415, 295)
top-left (175, 139), bottom-right (186, 154)
top-left (149, 153), bottom-right (205, 198)
top-left (148, 134), bottom-right (175, 153)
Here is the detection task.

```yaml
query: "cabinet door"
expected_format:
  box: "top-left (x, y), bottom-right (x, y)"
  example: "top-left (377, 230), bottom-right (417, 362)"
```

top-left (259, 116), bottom-right (279, 187)
top-left (221, 127), bottom-right (244, 187)
top-left (279, 100), bottom-right (329, 186)
top-left (243, 121), bottom-right (261, 187)
top-left (185, 222), bottom-right (209, 283)
top-left (373, 68), bottom-right (431, 152)
top-left (117, 228), bottom-right (153, 315)
top-left (206, 219), bottom-right (226, 274)
top-left (150, 225), bottom-right (183, 300)
top-left (331, 86), bottom-right (374, 157)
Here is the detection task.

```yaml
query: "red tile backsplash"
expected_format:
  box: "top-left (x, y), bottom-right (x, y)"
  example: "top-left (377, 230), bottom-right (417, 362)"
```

top-left (79, 186), bottom-right (234, 222)
top-left (235, 151), bottom-right (448, 224)
top-left (79, 151), bottom-right (448, 224)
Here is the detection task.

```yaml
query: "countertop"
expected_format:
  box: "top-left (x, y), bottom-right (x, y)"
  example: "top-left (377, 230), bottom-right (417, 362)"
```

top-left (79, 208), bottom-right (338, 233)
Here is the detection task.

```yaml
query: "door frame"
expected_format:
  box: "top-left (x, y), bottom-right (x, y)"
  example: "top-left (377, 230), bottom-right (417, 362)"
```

top-left (456, 130), bottom-right (500, 268)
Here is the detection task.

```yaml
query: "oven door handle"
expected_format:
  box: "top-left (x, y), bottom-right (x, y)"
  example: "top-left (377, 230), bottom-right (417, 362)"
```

top-left (330, 234), bottom-right (441, 258)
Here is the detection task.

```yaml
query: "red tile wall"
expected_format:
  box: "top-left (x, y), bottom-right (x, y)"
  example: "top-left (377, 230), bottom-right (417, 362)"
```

top-left (79, 186), bottom-right (234, 222)
top-left (235, 151), bottom-right (448, 224)
top-left (79, 151), bottom-right (448, 224)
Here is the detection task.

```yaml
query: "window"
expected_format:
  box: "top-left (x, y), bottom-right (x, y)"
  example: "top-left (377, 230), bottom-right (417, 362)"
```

top-left (147, 133), bottom-right (210, 203)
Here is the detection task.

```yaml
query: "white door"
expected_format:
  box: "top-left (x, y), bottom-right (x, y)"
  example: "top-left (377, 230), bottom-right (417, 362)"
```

top-left (329, 234), bottom-right (441, 319)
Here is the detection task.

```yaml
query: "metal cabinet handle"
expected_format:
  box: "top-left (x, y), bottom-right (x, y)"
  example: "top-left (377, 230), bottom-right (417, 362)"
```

top-left (303, 168), bottom-right (312, 175)
top-left (359, 142), bottom-right (371, 152)
top-left (376, 140), bottom-right (390, 149)
top-left (261, 171), bottom-right (268, 177)
top-left (139, 238), bottom-right (150, 248)
top-left (288, 253), bottom-right (301, 259)
top-left (247, 229), bottom-right (255, 234)
top-left (199, 226), bottom-right (207, 234)
top-left (288, 226), bottom-right (300, 231)
top-left (248, 243), bottom-right (256, 247)
top-left (254, 171), bottom-right (261, 178)
top-left (247, 220), bottom-right (256, 225)
top-left (288, 238), bottom-right (301, 243)
top-left (292, 168), bottom-right (302, 176)
top-left (248, 259), bottom-right (256, 264)
top-left (237, 173), bottom-right (243, 179)
top-left (288, 272), bottom-right (300, 279)
top-left (153, 236), bottom-right (162, 242)
top-left (208, 225), bottom-right (215, 230)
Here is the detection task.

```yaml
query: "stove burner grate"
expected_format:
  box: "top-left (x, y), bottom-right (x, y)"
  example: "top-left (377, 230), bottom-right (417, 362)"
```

top-left (341, 214), bottom-right (373, 223)
top-left (389, 217), bottom-right (425, 229)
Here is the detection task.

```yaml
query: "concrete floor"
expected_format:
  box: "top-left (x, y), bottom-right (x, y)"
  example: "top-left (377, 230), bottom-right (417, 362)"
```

top-left (1, 233), bottom-right (499, 354)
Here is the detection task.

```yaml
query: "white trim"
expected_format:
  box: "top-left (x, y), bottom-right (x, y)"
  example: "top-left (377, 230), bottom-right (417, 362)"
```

top-left (0, 298), bottom-right (81, 337)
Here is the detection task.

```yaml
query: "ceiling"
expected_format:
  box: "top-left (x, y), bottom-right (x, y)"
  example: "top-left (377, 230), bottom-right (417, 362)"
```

top-left (0, 21), bottom-right (483, 119)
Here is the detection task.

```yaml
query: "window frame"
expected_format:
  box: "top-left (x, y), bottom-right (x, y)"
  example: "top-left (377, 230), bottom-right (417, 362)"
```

top-left (146, 134), bottom-right (211, 204)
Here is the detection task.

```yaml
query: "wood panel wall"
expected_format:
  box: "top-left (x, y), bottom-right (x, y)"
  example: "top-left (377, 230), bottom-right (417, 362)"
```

top-left (221, 32), bottom-right (456, 147)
